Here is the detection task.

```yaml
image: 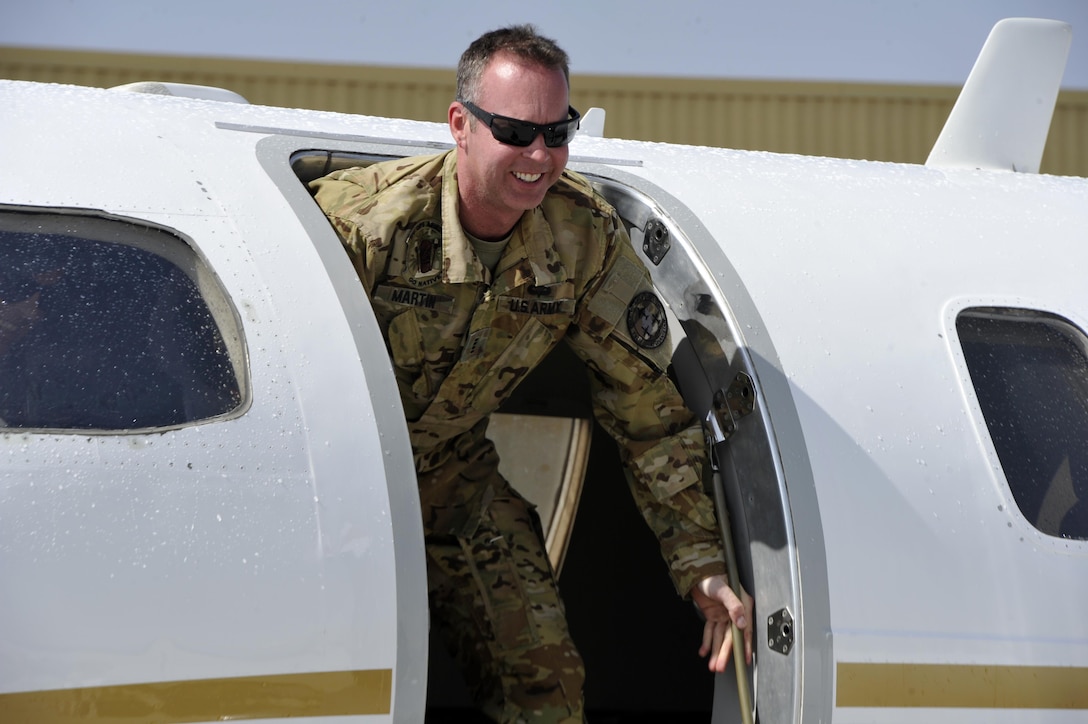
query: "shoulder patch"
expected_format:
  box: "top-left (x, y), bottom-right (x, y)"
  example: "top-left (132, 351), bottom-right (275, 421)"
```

top-left (626, 291), bottom-right (669, 349)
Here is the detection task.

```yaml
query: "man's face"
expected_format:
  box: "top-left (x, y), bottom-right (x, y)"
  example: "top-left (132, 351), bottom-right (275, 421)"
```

top-left (450, 52), bottom-right (571, 239)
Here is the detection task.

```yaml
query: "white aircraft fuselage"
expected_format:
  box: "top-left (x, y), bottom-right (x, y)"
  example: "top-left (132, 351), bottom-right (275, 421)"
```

top-left (1, 17), bottom-right (1085, 724)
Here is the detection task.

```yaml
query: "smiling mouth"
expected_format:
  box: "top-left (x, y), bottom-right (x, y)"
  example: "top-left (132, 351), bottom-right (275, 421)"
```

top-left (513, 171), bottom-right (543, 183)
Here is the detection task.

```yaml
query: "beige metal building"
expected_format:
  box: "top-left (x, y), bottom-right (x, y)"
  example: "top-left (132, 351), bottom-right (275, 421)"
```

top-left (2, 46), bottom-right (1086, 176)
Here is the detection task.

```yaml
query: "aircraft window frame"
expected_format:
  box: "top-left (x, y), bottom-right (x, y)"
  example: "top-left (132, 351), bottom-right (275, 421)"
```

top-left (957, 307), bottom-right (1088, 541)
top-left (0, 206), bottom-right (249, 433)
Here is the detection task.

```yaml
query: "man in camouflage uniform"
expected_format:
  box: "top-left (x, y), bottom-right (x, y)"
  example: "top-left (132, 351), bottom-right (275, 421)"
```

top-left (311, 24), bottom-right (753, 723)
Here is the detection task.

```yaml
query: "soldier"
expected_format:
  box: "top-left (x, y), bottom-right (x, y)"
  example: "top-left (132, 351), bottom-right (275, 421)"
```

top-left (311, 24), bottom-right (753, 724)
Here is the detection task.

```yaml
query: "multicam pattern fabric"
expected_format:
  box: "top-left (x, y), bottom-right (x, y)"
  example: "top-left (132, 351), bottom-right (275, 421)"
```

top-left (311, 151), bottom-right (727, 719)
top-left (425, 438), bottom-right (585, 723)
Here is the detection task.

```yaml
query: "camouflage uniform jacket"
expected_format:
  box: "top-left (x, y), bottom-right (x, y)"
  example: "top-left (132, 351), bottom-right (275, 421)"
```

top-left (311, 151), bottom-right (726, 595)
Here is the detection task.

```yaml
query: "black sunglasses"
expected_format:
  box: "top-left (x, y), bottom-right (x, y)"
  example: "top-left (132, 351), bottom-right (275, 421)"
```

top-left (458, 99), bottom-right (581, 148)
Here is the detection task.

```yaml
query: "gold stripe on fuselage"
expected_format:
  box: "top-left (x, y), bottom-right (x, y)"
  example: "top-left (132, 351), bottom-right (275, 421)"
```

top-left (0, 668), bottom-right (391, 723)
top-left (838, 662), bottom-right (1088, 709)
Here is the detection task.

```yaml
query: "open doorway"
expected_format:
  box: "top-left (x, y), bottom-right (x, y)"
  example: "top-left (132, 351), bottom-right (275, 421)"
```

top-left (289, 148), bottom-right (800, 722)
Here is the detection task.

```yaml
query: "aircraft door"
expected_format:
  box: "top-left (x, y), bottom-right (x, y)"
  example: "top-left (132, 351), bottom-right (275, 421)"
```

top-left (587, 172), bottom-right (809, 724)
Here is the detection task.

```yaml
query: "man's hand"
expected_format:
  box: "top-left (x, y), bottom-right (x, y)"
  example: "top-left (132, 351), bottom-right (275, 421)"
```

top-left (691, 574), bottom-right (754, 673)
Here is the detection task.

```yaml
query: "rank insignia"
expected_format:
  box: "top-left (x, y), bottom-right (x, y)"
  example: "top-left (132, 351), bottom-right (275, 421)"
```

top-left (626, 291), bottom-right (668, 349)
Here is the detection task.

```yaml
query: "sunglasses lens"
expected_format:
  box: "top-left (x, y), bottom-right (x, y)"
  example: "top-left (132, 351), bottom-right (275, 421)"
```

top-left (490, 118), bottom-right (534, 147)
top-left (543, 120), bottom-right (576, 147)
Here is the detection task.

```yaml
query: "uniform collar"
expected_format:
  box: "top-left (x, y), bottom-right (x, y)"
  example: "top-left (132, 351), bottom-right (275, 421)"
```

top-left (440, 152), bottom-right (568, 290)
top-left (440, 153), bottom-right (486, 284)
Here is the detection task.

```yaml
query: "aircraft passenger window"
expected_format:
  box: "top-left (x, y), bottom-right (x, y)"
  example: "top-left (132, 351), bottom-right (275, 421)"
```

top-left (958, 308), bottom-right (1088, 540)
top-left (0, 209), bottom-right (245, 431)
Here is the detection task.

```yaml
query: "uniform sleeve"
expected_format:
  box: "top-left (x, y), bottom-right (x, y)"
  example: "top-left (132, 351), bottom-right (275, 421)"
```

top-left (566, 211), bottom-right (727, 597)
top-left (309, 172), bottom-right (389, 295)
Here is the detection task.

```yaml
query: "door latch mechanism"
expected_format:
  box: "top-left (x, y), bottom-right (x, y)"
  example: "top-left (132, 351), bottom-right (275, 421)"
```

top-left (642, 218), bottom-right (670, 265)
top-left (704, 371), bottom-right (755, 444)
top-left (768, 607), bottom-right (795, 655)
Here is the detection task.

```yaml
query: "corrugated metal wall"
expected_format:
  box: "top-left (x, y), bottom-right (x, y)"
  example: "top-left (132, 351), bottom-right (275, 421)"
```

top-left (3, 46), bottom-right (1086, 176)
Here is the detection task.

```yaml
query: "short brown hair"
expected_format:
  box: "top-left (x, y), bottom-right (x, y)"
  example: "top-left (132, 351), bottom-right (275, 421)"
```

top-left (456, 24), bottom-right (570, 104)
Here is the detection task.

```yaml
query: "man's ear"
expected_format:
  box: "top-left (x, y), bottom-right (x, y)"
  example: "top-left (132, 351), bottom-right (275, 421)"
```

top-left (449, 102), bottom-right (469, 148)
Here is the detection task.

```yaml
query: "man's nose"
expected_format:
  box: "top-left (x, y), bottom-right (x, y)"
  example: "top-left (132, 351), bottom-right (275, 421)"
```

top-left (522, 134), bottom-right (550, 160)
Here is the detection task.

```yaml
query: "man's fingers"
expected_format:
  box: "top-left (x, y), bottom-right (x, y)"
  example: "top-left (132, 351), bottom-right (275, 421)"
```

top-left (699, 619), bottom-right (714, 658)
top-left (711, 622), bottom-right (733, 673)
top-left (741, 590), bottom-right (754, 663)
top-left (694, 575), bottom-right (757, 668)
top-left (706, 579), bottom-right (748, 630)
top-left (729, 588), bottom-right (752, 631)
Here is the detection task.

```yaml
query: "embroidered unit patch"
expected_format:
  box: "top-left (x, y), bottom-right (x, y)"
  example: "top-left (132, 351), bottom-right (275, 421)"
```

top-left (626, 291), bottom-right (668, 349)
top-left (406, 221), bottom-right (443, 287)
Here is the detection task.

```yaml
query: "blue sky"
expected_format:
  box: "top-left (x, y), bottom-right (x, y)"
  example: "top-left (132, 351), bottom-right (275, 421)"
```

top-left (2, 0), bottom-right (1086, 88)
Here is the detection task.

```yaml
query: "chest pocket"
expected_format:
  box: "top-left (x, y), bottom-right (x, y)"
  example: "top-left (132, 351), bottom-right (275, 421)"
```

top-left (375, 283), bottom-right (470, 412)
top-left (463, 307), bottom-right (572, 415)
top-left (443, 280), bottom-right (578, 409)
top-left (409, 283), bottom-right (578, 418)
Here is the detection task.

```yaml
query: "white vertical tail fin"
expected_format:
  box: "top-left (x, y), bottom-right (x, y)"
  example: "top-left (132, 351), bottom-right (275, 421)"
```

top-left (579, 107), bottom-right (607, 138)
top-left (926, 18), bottom-right (1071, 173)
